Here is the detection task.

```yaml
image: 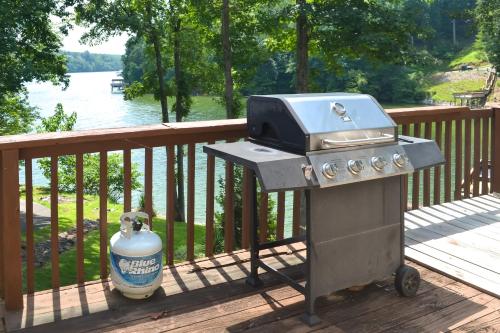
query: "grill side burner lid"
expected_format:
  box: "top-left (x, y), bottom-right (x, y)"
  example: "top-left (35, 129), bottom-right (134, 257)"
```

top-left (247, 93), bottom-right (397, 153)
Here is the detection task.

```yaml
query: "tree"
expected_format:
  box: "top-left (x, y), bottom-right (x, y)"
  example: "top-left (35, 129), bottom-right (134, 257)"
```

top-left (193, 0), bottom-right (270, 117)
top-left (0, 94), bottom-right (39, 136)
top-left (476, 0), bottom-right (500, 68)
top-left (0, 0), bottom-right (70, 135)
top-left (264, 1), bottom-right (418, 93)
top-left (75, 0), bottom-right (171, 123)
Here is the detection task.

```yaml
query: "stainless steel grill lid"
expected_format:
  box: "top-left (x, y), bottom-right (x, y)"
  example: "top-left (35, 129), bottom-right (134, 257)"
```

top-left (247, 93), bottom-right (397, 153)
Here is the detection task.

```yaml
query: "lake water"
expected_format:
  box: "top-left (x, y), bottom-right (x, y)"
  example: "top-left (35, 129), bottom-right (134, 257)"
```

top-left (26, 71), bottom-right (294, 228)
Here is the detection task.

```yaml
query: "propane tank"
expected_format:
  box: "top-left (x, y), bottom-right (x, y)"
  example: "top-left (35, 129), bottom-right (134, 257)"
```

top-left (110, 212), bottom-right (163, 299)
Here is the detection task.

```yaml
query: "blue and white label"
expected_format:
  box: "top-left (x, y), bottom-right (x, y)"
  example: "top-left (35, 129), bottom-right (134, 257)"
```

top-left (110, 250), bottom-right (162, 286)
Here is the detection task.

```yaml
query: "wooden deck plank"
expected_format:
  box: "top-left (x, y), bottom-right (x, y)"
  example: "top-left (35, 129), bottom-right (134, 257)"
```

top-left (406, 211), bottom-right (500, 254)
top-left (3, 195), bottom-right (500, 332)
top-left (4, 244), bottom-right (306, 331)
top-left (419, 205), bottom-right (500, 239)
top-left (385, 293), bottom-right (500, 332)
top-left (404, 194), bottom-right (500, 299)
top-left (241, 263), bottom-right (457, 333)
top-left (450, 310), bottom-right (500, 332)
top-left (405, 237), bottom-right (500, 286)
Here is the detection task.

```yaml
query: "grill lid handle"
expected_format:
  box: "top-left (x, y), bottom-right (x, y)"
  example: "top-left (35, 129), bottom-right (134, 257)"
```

top-left (321, 133), bottom-right (394, 147)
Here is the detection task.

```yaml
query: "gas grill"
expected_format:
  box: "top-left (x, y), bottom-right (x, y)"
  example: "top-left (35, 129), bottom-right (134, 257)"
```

top-left (204, 93), bottom-right (444, 325)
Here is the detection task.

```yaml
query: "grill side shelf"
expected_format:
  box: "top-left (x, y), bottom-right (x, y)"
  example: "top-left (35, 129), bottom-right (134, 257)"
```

top-left (203, 141), bottom-right (318, 192)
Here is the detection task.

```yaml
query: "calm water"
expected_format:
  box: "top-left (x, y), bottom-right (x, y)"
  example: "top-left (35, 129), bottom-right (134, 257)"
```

top-left (26, 71), bottom-right (294, 228)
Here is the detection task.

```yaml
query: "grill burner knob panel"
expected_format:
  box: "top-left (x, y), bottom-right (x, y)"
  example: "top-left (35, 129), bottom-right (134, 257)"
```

top-left (348, 159), bottom-right (364, 175)
top-left (371, 156), bottom-right (387, 171)
top-left (393, 153), bottom-right (407, 168)
top-left (322, 162), bottom-right (339, 179)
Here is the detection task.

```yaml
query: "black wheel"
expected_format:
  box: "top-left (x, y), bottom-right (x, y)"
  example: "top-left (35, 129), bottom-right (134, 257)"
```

top-left (395, 265), bottom-right (420, 297)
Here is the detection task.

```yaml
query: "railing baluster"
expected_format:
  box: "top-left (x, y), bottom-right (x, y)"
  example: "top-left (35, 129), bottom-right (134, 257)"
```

top-left (412, 123), bottom-right (421, 210)
top-left (292, 191), bottom-right (301, 237)
top-left (464, 118), bottom-right (472, 197)
top-left (25, 159), bottom-right (35, 293)
top-left (259, 192), bottom-right (268, 243)
top-left (76, 154), bottom-right (85, 284)
top-left (99, 152), bottom-right (108, 279)
top-left (186, 144), bottom-right (195, 261)
top-left (490, 113), bottom-right (495, 193)
top-left (481, 115), bottom-right (489, 195)
top-left (0, 152), bottom-right (3, 299)
top-left (454, 119), bottom-right (463, 200)
top-left (423, 122), bottom-right (432, 206)
top-left (0, 150), bottom-right (23, 310)
top-left (241, 167), bottom-right (250, 249)
top-left (402, 124), bottom-right (409, 211)
top-left (123, 149), bottom-right (132, 212)
top-left (205, 142), bottom-right (215, 257)
top-left (51, 156), bottom-right (60, 288)
top-left (444, 121), bottom-right (452, 202)
top-left (473, 117), bottom-right (481, 197)
top-left (167, 146), bottom-right (175, 265)
top-left (276, 192), bottom-right (285, 240)
top-left (434, 121), bottom-right (442, 205)
top-left (144, 147), bottom-right (153, 227)
top-left (224, 161), bottom-right (235, 252)
top-left (492, 108), bottom-right (500, 193)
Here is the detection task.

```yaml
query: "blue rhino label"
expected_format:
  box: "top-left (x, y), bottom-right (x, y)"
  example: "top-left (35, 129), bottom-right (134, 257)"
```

top-left (110, 250), bottom-right (162, 286)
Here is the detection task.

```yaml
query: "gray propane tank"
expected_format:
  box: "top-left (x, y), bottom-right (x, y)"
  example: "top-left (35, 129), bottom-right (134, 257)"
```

top-left (110, 212), bottom-right (163, 299)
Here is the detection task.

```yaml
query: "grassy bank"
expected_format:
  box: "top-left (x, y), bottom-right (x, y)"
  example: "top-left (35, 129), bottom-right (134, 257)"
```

top-left (22, 187), bottom-right (206, 292)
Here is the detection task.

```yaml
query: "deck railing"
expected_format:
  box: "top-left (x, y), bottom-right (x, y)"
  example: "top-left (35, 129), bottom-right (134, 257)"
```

top-left (1, 106), bottom-right (499, 311)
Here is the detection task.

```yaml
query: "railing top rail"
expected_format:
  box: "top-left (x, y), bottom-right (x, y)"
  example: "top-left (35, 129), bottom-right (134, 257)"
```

top-left (385, 105), bottom-right (470, 117)
top-left (0, 106), bottom-right (494, 155)
top-left (0, 119), bottom-right (247, 151)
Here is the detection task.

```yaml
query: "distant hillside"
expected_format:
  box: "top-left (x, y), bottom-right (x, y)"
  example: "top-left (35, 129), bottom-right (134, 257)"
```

top-left (65, 51), bottom-right (122, 73)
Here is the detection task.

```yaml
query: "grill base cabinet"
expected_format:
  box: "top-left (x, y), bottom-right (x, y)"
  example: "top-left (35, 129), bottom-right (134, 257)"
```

top-left (204, 93), bottom-right (442, 325)
top-left (304, 177), bottom-right (404, 324)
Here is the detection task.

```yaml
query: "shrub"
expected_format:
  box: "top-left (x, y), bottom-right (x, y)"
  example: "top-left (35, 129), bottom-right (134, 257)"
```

top-left (214, 165), bottom-right (277, 254)
top-left (37, 104), bottom-right (141, 202)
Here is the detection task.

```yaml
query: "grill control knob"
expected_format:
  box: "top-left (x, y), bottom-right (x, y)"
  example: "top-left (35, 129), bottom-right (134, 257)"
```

top-left (371, 156), bottom-right (387, 171)
top-left (393, 153), bottom-right (407, 168)
top-left (322, 162), bottom-right (338, 179)
top-left (347, 159), bottom-right (364, 175)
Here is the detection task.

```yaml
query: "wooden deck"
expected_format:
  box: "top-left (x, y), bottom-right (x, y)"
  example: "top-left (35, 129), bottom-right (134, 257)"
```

top-left (405, 194), bottom-right (500, 298)
top-left (2, 239), bottom-right (500, 332)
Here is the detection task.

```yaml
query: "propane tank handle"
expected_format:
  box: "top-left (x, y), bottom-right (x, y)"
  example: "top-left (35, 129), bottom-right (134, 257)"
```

top-left (120, 212), bottom-right (150, 238)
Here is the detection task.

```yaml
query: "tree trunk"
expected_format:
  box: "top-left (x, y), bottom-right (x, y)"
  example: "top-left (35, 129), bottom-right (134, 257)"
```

top-left (296, 0), bottom-right (309, 93)
top-left (152, 32), bottom-right (169, 123)
top-left (221, 0), bottom-right (234, 119)
top-left (173, 18), bottom-right (186, 222)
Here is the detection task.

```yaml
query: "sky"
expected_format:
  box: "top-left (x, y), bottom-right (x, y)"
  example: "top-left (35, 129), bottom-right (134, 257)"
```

top-left (61, 25), bottom-right (128, 55)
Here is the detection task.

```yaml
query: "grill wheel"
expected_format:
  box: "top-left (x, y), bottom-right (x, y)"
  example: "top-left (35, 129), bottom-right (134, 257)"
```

top-left (395, 265), bottom-right (421, 297)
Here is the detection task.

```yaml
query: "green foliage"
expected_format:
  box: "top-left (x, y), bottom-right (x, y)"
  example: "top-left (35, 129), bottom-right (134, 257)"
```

top-left (214, 166), bottom-right (277, 254)
top-left (449, 39), bottom-right (489, 68)
top-left (476, 0), bottom-right (500, 68)
top-left (426, 78), bottom-right (484, 103)
top-left (0, 93), bottom-right (39, 135)
top-left (0, 0), bottom-right (69, 97)
top-left (65, 51), bottom-right (122, 73)
top-left (37, 104), bottom-right (141, 202)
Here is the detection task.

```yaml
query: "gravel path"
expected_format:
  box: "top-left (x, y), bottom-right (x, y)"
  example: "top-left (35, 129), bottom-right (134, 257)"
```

top-left (19, 199), bottom-right (51, 231)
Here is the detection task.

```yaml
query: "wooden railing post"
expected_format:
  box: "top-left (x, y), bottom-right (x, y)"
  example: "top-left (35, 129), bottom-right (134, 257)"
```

top-left (0, 149), bottom-right (23, 310)
top-left (492, 107), bottom-right (500, 193)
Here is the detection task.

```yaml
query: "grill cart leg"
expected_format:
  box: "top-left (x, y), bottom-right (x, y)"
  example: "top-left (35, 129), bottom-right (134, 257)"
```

top-left (300, 190), bottom-right (321, 326)
top-left (246, 171), bottom-right (262, 287)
